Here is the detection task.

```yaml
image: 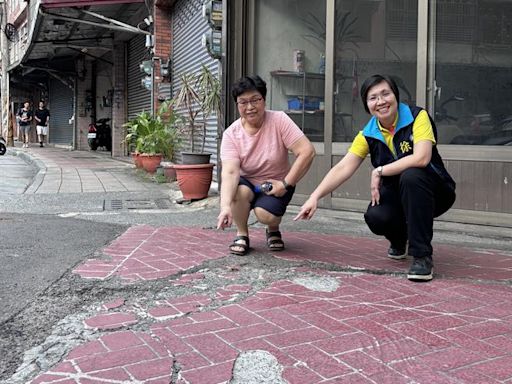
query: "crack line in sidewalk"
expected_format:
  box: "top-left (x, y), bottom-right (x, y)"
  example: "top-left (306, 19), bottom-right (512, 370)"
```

top-left (103, 226), bottom-right (161, 280)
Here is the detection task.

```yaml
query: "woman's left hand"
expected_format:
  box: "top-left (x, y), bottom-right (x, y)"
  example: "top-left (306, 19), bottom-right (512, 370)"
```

top-left (370, 170), bottom-right (381, 206)
top-left (266, 179), bottom-right (287, 197)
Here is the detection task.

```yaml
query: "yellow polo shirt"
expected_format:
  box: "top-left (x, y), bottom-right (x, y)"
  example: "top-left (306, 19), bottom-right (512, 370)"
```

top-left (349, 110), bottom-right (435, 158)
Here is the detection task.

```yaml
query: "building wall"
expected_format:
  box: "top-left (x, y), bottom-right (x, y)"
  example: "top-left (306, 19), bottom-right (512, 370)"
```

top-left (154, 4), bottom-right (173, 107)
top-left (229, 0), bottom-right (512, 225)
top-left (112, 42), bottom-right (127, 157)
top-left (75, 61), bottom-right (93, 151)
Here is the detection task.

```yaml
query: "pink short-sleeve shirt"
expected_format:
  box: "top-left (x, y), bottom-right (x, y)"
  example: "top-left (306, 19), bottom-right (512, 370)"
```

top-left (220, 110), bottom-right (305, 186)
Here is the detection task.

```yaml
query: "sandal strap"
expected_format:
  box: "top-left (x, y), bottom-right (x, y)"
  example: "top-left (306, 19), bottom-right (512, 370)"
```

top-left (266, 229), bottom-right (284, 250)
top-left (232, 235), bottom-right (249, 247)
top-left (266, 230), bottom-right (282, 238)
top-left (268, 238), bottom-right (284, 246)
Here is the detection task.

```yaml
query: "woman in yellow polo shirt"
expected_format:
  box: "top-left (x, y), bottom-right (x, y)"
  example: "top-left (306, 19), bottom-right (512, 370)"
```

top-left (295, 74), bottom-right (456, 282)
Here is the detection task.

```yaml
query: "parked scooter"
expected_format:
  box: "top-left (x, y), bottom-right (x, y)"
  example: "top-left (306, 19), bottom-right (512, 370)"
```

top-left (87, 118), bottom-right (112, 151)
top-left (0, 136), bottom-right (6, 155)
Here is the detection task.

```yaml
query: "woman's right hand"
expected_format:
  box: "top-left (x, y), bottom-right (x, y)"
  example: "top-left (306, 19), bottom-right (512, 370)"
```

top-left (293, 197), bottom-right (318, 221)
top-left (217, 207), bottom-right (233, 230)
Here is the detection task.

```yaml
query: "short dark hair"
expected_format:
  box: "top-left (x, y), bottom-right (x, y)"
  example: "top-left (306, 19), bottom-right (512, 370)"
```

top-left (360, 74), bottom-right (400, 114)
top-left (231, 75), bottom-right (267, 102)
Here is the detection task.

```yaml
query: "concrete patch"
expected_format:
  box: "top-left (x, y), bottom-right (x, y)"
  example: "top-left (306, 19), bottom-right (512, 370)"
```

top-left (230, 350), bottom-right (287, 384)
top-left (292, 275), bottom-right (340, 292)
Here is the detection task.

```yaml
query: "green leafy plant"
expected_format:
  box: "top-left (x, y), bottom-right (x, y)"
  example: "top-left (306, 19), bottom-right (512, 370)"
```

top-left (153, 174), bottom-right (168, 183)
top-left (301, 10), bottom-right (359, 56)
top-left (173, 64), bottom-right (222, 154)
top-left (124, 100), bottom-right (182, 159)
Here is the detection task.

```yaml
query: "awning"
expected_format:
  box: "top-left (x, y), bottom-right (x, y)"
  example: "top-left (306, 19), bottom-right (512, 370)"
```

top-left (13, 0), bottom-right (149, 87)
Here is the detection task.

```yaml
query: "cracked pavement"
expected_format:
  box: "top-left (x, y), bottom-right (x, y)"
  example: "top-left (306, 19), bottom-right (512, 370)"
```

top-left (1, 146), bottom-right (512, 384)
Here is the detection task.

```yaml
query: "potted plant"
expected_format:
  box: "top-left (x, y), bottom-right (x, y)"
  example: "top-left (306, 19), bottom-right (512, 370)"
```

top-left (124, 100), bottom-right (181, 174)
top-left (172, 65), bottom-right (222, 200)
top-left (173, 64), bottom-right (222, 164)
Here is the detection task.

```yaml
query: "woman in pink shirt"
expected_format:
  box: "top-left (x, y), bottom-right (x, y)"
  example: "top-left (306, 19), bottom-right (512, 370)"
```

top-left (217, 75), bottom-right (315, 256)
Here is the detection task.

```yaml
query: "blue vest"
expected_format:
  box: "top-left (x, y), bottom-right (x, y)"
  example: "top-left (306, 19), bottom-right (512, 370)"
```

top-left (362, 103), bottom-right (455, 191)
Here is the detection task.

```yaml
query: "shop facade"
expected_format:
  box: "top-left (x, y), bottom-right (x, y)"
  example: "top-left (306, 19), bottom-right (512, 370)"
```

top-left (4, 0), bottom-right (511, 225)
top-left (225, 0), bottom-right (512, 225)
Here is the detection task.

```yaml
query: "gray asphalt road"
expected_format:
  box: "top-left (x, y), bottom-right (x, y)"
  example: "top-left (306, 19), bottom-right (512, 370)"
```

top-left (0, 153), bottom-right (35, 194)
top-left (0, 213), bottom-right (127, 323)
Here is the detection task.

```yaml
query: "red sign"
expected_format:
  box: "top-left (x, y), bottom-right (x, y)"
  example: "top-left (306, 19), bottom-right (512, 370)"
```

top-left (41, 0), bottom-right (144, 8)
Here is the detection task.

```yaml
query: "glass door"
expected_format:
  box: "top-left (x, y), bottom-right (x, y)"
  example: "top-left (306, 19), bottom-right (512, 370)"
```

top-left (430, 0), bottom-right (512, 146)
top-left (333, 0), bottom-right (418, 143)
top-left (252, 0), bottom-right (327, 142)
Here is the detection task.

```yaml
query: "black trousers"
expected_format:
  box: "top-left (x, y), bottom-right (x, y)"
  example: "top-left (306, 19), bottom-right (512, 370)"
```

top-left (364, 167), bottom-right (456, 259)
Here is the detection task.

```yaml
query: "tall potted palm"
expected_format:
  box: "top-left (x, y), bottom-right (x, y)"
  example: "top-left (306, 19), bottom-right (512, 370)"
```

top-left (172, 65), bottom-right (222, 200)
top-left (173, 64), bottom-right (222, 164)
top-left (124, 100), bottom-right (181, 173)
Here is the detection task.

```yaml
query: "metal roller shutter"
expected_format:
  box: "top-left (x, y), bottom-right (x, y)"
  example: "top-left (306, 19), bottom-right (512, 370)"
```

top-left (127, 34), bottom-right (152, 119)
top-left (49, 79), bottom-right (74, 146)
top-left (172, 0), bottom-right (220, 168)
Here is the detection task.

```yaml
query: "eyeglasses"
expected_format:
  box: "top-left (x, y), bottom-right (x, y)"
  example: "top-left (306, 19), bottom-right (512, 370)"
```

top-left (367, 91), bottom-right (394, 104)
top-left (236, 97), bottom-right (263, 107)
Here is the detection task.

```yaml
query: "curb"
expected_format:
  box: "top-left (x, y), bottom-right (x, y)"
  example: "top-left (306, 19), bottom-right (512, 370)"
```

top-left (11, 149), bottom-right (47, 194)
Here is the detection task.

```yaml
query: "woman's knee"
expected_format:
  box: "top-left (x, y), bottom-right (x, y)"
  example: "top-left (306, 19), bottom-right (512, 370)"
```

top-left (364, 204), bottom-right (399, 235)
top-left (364, 208), bottom-right (385, 234)
top-left (233, 185), bottom-right (253, 204)
top-left (254, 207), bottom-right (280, 225)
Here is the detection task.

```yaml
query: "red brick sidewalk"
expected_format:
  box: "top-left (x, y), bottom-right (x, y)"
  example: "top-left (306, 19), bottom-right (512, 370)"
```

top-left (30, 226), bottom-right (512, 384)
top-left (73, 225), bottom-right (512, 282)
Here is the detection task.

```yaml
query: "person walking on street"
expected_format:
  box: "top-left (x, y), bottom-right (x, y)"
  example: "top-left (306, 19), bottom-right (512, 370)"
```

top-left (34, 100), bottom-right (50, 147)
top-left (294, 74), bottom-right (456, 282)
top-left (217, 75), bottom-right (315, 256)
top-left (18, 101), bottom-right (33, 148)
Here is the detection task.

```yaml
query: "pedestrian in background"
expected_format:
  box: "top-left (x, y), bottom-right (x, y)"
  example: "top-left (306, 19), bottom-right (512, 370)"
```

top-left (34, 100), bottom-right (50, 147)
top-left (217, 75), bottom-right (315, 256)
top-left (295, 74), bottom-right (456, 282)
top-left (18, 101), bottom-right (33, 148)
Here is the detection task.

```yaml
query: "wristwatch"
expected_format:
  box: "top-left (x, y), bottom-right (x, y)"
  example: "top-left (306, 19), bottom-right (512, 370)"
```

top-left (282, 179), bottom-right (294, 191)
top-left (376, 166), bottom-right (383, 176)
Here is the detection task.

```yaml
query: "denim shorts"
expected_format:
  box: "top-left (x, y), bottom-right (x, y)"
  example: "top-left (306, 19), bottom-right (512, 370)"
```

top-left (239, 176), bottom-right (295, 217)
top-left (20, 124), bottom-right (31, 134)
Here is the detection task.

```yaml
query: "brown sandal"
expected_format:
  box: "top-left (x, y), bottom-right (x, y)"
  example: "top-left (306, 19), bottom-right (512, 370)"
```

top-left (266, 229), bottom-right (284, 251)
top-left (229, 235), bottom-right (250, 256)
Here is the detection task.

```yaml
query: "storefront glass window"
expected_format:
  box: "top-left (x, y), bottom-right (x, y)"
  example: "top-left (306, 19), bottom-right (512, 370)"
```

top-left (253, 0), bottom-right (327, 142)
top-left (433, 1), bottom-right (512, 146)
top-left (334, 0), bottom-right (418, 142)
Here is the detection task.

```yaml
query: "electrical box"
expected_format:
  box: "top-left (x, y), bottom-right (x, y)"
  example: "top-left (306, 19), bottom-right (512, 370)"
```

top-left (202, 30), bottom-right (222, 60)
top-left (203, 0), bottom-right (222, 30)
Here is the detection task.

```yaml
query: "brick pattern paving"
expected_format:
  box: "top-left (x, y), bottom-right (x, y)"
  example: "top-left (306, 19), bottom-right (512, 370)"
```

top-left (32, 273), bottom-right (512, 383)
top-left (73, 226), bottom-right (512, 282)
top-left (31, 330), bottom-right (174, 384)
top-left (28, 226), bottom-right (512, 384)
top-left (21, 147), bottom-right (151, 193)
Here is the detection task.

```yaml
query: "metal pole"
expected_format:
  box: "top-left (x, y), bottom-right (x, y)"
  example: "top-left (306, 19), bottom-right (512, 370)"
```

top-left (150, 61), bottom-right (154, 116)
top-left (0, 1), bottom-right (12, 146)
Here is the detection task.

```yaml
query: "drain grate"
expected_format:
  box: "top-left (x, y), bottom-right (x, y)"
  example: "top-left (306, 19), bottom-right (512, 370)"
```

top-left (154, 198), bottom-right (171, 209)
top-left (104, 198), bottom-right (172, 211)
top-left (110, 199), bottom-right (123, 210)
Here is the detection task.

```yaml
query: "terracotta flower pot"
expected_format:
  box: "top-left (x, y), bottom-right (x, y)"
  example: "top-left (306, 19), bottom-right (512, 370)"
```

top-left (162, 164), bottom-right (177, 182)
top-left (141, 154), bottom-right (163, 173)
top-left (181, 152), bottom-right (212, 165)
top-left (174, 163), bottom-right (214, 200)
top-left (132, 152), bottom-right (143, 168)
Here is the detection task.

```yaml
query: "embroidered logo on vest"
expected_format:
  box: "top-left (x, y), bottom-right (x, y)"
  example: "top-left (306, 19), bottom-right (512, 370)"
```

top-left (400, 141), bottom-right (412, 153)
